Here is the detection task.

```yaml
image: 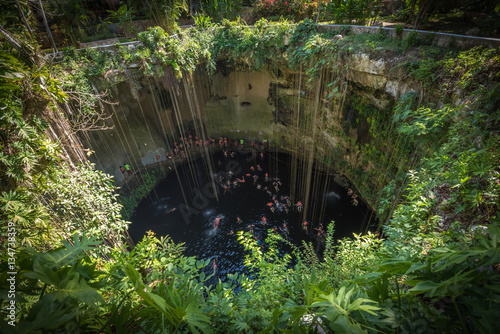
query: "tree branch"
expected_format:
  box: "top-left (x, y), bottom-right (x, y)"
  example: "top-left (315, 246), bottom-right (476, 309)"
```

top-left (0, 24), bottom-right (22, 52)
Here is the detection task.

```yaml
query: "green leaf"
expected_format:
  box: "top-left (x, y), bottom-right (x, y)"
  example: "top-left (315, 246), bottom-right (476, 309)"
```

top-left (408, 280), bottom-right (440, 295)
top-left (405, 262), bottom-right (428, 275)
top-left (28, 233), bottom-right (100, 271)
top-left (52, 272), bottom-right (103, 310)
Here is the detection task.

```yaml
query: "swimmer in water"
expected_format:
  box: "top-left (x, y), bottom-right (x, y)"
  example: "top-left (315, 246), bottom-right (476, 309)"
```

top-left (256, 184), bottom-right (262, 190)
top-left (296, 201), bottom-right (303, 212)
top-left (214, 217), bottom-right (222, 229)
top-left (273, 181), bottom-right (279, 192)
top-left (212, 258), bottom-right (217, 275)
top-left (255, 235), bottom-right (262, 245)
top-left (283, 221), bottom-right (289, 234)
top-left (261, 216), bottom-right (267, 225)
top-left (237, 217), bottom-right (242, 224)
top-left (267, 202), bottom-right (275, 213)
top-left (167, 207), bottom-right (177, 213)
top-left (315, 224), bottom-right (326, 236)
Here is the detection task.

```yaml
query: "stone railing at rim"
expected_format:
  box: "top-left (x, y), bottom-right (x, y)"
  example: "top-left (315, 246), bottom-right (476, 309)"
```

top-left (317, 24), bottom-right (500, 49)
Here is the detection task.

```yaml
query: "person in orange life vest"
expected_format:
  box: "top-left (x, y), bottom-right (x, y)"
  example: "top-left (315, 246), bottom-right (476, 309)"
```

top-left (296, 201), bottom-right (303, 212)
top-left (261, 216), bottom-right (267, 225)
top-left (267, 202), bottom-right (275, 213)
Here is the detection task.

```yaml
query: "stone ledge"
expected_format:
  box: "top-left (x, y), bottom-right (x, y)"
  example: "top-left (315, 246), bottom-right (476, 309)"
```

top-left (318, 24), bottom-right (500, 49)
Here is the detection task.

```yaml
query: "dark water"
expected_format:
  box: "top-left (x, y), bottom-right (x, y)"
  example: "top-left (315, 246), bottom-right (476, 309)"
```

top-left (129, 150), bottom-right (375, 282)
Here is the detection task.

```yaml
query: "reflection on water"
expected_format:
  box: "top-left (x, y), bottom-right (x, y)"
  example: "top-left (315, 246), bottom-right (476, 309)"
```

top-left (129, 151), bottom-right (375, 283)
top-left (326, 191), bottom-right (341, 201)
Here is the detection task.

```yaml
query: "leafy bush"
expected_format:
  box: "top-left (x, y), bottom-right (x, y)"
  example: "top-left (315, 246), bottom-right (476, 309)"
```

top-left (137, 26), bottom-right (205, 77)
top-left (442, 46), bottom-right (500, 91)
top-left (193, 13), bottom-right (215, 29)
top-left (119, 169), bottom-right (168, 220)
top-left (253, 0), bottom-right (316, 21)
top-left (201, 0), bottom-right (243, 22)
top-left (324, 0), bottom-right (381, 25)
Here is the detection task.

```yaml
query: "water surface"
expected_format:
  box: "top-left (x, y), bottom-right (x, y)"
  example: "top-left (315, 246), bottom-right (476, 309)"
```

top-left (129, 151), bottom-right (375, 281)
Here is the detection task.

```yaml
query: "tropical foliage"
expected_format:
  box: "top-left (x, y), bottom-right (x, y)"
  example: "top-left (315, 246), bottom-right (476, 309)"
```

top-left (1, 14), bottom-right (499, 334)
top-left (324, 0), bottom-right (381, 25)
top-left (253, 0), bottom-right (316, 22)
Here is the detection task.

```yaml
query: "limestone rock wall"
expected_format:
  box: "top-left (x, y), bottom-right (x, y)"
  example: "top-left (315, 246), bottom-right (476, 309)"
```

top-left (83, 52), bottom-right (426, 206)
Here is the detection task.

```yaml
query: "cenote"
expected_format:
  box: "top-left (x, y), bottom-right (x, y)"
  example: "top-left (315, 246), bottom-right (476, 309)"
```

top-left (7, 5), bottom-right (500, 330)
top-left (129, 149), bottom-right (376, 281)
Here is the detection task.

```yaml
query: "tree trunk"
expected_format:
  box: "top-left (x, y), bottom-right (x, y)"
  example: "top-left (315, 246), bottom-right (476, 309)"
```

top-left (37, 0), bottom-right (58, 52)
top-left (316, 0), bottom-right (322, 23)
top-left (15, 0), bottom-right (35, 40)
top-left (0, 25), bottom-right (22, 52)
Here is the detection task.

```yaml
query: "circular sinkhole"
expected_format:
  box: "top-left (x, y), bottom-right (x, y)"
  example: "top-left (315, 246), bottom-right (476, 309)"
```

top-left (129, 150), bottom-right (376, 282)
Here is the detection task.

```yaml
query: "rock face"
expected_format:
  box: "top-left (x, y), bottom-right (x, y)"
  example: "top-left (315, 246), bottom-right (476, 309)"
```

top-left (348, 53), bottom-right (423, 104)
top-left (465, 28), bottom-right (481, 36)
top-left (82, 52), bottom-right (427, 205)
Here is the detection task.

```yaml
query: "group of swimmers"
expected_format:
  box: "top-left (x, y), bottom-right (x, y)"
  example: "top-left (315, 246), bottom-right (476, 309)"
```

top-left (347, 188), bottom-right (359, 206)
top-left (211, 158), bottom-right (311, 242)
top-left (167, 134), bottom-right (268, 160)
top-left (119, 164), bottom-right (132, 177)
